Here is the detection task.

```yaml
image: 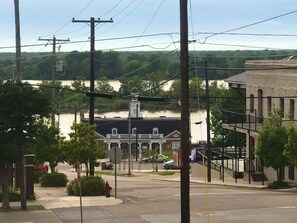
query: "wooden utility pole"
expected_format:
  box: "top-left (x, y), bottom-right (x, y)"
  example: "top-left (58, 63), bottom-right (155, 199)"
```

top-left (14, 0), bottom-right (21, 83)
top-left (14, 0), bottom-right (27, 210)
top-left (73, 17), bottom-right (113, 176)
top-left (180, 0), bottom-right (190, 223)
top-left (39, 36), bottom-right (69, 124)
top-left (205, 60), bottom-right (212, 182)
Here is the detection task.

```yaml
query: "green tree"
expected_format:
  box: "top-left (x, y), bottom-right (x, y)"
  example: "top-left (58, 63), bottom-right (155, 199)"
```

top-left (119, 76), bottom-right (149, 96)
top-left (0, 81), bottom-right (51, 209)
top-left (210, 87), bottom-right (246, 147)
top-left (284, 124), bottom-right (297, 166)
top-left (28, 120), bottom-right (65, 173)
top-left (62, 122), bottom-right (105, 176)
top-left (255, 110), bottom-right (288, 182)
top-left (96, 76), bottom-right (114, 93)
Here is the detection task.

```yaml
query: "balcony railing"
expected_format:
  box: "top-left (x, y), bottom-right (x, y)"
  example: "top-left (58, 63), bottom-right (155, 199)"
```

top-left (106, 134), bottom-right (164, 139)
top-left (222, 109), bottom-right (263, 132)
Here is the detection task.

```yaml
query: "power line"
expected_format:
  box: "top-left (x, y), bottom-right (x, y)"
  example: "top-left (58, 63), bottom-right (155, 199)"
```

top-left (200, 9), bottom-right (297, 44)
top-left (39, 0), bottom-right (94, 38)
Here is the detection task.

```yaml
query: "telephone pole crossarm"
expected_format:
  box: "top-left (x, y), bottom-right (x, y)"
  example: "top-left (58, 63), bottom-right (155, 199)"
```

top-left (72, 18), bottom-right (113, 24)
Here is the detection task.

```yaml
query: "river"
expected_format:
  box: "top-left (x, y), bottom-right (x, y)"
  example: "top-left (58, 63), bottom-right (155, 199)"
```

top-left (58, 110), bottom-right (208, 143)
top-left (28, 79), bottom-right (220, 142)
top-left (25, 79), bottom-right (227, 91)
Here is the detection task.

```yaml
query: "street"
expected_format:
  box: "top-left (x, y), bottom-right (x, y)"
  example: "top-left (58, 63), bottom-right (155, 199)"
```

top-left (51, 162), bottom-right (297, 223)
top-left (99, 172), bottom-right (297, 223)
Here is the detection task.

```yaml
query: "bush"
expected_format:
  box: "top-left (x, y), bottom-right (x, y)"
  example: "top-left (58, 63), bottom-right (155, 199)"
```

top-left (67, 176), bottom-right (105, 196)
top-left (34, 170), bottom-right (47, 183)
top-left (268, 181), bottom-right (289, 189)
top-left (0, 187), bottom-right (21, 202)
top-left (39, 172), bottom-right (68, 187)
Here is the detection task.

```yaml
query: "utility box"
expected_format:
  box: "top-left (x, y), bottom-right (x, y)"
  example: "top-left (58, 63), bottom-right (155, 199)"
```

top-left (25, 154), bottom-right (35, 199)
top-left (15, 154), bottom-right (35, 199)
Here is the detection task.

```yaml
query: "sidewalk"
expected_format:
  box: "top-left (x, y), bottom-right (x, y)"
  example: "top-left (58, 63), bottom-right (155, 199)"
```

top-left (0, 183), bottom-right (123, 223)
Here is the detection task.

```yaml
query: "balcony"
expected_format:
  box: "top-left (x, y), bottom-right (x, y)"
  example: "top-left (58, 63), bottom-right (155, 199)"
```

top-left (106, 134), bottom-right (164, 139)
top-left (222, 109), bottom-right (263, 133)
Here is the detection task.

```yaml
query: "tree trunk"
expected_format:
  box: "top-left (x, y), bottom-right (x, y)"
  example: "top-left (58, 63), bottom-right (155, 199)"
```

top-left (50, 163), bottom-right (55, 173)
top-left (0, 165), bottom-right (11, 209)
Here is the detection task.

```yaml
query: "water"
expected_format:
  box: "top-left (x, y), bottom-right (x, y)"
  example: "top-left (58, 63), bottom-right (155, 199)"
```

top-left (57, 110), bottom-right (208, 142)
top-left (25, 80), bottom-right (227, 92)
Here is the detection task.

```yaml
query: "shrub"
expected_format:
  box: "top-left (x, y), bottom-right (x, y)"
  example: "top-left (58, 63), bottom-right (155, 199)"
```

top-left (0, 187), bottom-right (21, 202)
top-left (268, 181), bottom-right (290, 189)
top-left (34, 170), bottom-right (47, 183)
top-left (39, 172), bottom-right (68, 187)
top-left (67, 175), bottom-right (105, 196)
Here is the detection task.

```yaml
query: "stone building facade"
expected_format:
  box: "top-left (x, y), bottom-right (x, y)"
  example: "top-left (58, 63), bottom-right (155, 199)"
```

top-left (224, 59), bottom-right (297, 183)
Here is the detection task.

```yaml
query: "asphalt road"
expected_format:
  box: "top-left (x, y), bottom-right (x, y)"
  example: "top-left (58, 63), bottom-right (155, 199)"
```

top-left (55, 162), bottom-right (297, 223)
top-left (100, 173), bottom-right (297, 223)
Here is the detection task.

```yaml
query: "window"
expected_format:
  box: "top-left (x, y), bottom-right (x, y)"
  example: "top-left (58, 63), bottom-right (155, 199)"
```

top-left (112, 128), bottom-right (117, 135)
top-left (132, 127), bottom-right (137, 135)
top-left (250, 94), bottom-right (254, 111)
top-left (258, 89), bottom-right (263, 117)
top-left (289, 164), bottom-right (295, 181)
top-left (172, 142), bottom-right (180, 150)
top-left (289, 99), bottom-right (295, 120)
top-left (280, 98), bottom-right (284, 118)
top-left (267, 96), bottom-right (272, 114)
top-left (153, 127), bottom-right (159, 135)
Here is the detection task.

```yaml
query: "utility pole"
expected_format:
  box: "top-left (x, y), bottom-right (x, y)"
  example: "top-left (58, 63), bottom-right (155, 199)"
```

top-left (14, 0), bottom-right (21, 83)
top-left (39, 36), bottom-right (69, 124)
top-left (14, 0), bottom-right (26, 210)
top-left (205, 60), bottom-right (212, 182)
top-left (73, 17), bottom-right (113, 176)
top-left (180, 1), bottom-right (190, 223)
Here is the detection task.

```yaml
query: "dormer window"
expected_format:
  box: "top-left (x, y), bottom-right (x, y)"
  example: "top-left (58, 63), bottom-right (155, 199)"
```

top-left (153, 127), bottom-right (158, 135)
top-left (132, 127), bottom-right (137, 134)
top-left (112, 128), bottom-right (117, 135)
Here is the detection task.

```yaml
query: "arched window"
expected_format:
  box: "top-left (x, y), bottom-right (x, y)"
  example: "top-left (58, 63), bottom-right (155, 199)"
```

top-left (153, 127), bottom-right (159, 135)
top-left (112, 128), bottom-right (117, 135)
top-left (132, 127), bottom-right (137, 134)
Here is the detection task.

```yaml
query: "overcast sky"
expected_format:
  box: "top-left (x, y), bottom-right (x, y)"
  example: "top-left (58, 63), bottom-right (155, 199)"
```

top-left (1, 0), bottom-right (297, 53)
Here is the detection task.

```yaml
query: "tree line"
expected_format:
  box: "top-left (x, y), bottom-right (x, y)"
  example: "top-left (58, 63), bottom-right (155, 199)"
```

top-left (1, 49), bottom-right (296, 81)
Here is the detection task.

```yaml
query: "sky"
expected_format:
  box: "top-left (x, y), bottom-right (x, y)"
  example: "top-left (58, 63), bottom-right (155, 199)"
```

top-left (1, 0), bottom-right (297, 53)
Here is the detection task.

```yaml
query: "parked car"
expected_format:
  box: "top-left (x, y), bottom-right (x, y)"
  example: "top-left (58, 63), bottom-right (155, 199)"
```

top-left (163, 160), bottom-right (192, 170)
top-left (143, 154), bottom-right (169, 163)
top-left (34, 163), bottom-right (48, 172)
top-left (163, 160), bottom-right (180, 170)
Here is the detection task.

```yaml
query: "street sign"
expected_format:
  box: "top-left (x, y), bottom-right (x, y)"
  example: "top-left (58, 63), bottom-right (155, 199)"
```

top-left (108, 147), bottom-right (123, 164)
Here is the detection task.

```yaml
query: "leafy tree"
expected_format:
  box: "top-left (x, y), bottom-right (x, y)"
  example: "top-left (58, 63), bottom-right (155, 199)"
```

top-left (210, 88), bottom-right (246, 147)
top-left (62, 122), bottom-right (105, 176)
top-left (96, 76), bottom-right (114, 93)
top-left (189, 77), bottom-right (204, 110)
top-left (0, 81), bottom-right (51, 209)
top-left (119, 76), bottom-right (149, 96)
top-left (284, 124), bottom-right (297, 166)
top-left (255, 109), bottom-right (288, 182)
top-left (28, 120), bottom-right (65, 173)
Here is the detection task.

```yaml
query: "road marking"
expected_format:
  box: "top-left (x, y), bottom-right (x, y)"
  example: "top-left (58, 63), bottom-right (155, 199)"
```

top-left (276, 206), bottom-right (296, 209)
top-left (173, 191), bottom-right (256, 197)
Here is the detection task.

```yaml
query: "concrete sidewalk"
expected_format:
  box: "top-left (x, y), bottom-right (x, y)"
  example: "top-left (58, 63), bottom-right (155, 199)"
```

top-left (0, 183), bottom-right (123, 223)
